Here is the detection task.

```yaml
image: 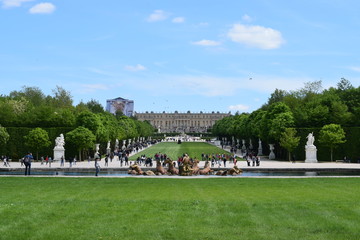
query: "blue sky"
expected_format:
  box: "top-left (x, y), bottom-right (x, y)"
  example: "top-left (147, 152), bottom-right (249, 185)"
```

top-left (1, 0), bottom-right (359, 114)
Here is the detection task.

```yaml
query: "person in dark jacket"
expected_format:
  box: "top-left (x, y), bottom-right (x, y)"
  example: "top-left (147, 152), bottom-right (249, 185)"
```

top-left (23, 152), bottom-right (34, 176)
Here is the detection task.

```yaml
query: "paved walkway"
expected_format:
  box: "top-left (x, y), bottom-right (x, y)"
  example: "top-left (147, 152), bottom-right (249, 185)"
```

top-left (1, 147), bottom-right (360, 171)
top-left (0, 154), bottom-right (360, 171)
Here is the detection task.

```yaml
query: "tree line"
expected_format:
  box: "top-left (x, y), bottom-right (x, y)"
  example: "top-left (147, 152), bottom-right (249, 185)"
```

top-left (212, 79), bottom-right (360, 161)
top-left (0, 86), bottom-right (155, 160)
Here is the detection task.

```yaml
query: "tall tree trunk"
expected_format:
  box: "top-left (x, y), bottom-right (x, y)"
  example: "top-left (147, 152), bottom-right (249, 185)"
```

top-left (78, 149), bottom-right (82, 162)
top-left (288, 151), bottom-right (291, 162)
top-left (331, 148), bottom-right (333, 162)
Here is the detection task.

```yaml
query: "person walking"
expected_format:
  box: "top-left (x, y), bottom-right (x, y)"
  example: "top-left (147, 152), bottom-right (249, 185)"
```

top-left (95, 157), bottom-right (101, 176)
top-left (3, 156), bottom-right (10, 167)
top-left (60, 156), bottom-right (64, 167)
top-left (23, 152), bottom-right (33, 176)
top-left (105, 155), bottom-right (109, 167)
top-left (125, 155), bottom-right (129, 166)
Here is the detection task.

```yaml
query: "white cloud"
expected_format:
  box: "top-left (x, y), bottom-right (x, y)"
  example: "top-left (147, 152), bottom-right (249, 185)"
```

top-left (134, 74), bottom-right (308, 97)
top-left (29, 2), bottom-right (55, 14)
top-left (348, 66), bottom-right (360, 72)
top-left (146, 10), bottom-right (169, 22)
top-left (192, 39), bottom-right (221, 46)
top-left (124, 64), bottom-right (146, 72)
top-left (172, 17), bottom-right (185, 23)
top-left (228, 104), bottom-right (250, 112)
top-left (227, 23), bottom-right (285, 49)
top-left (79, 84), bottom-right (109, 93)
top-left (242, 14), bottom-right (252, 22)
top-left (87, 68), bottom-right (114, 77)
top-left (1, 0), bottom-right (33, 8)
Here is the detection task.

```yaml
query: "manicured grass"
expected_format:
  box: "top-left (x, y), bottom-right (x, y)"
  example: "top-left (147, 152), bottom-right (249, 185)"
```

top-left (1, 177), bottom-right (360, 240)
top-left (130, 142), bottom-right (230, 160)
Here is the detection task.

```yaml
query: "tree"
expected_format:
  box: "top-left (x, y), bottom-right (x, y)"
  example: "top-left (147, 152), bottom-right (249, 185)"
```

top-left (279, 128), bottom-right (300, 161)
top-left (76, 111), bottom-right (108, 142)
top-left (10, 86), bottom-right (46, 106)
top-left (66, 126), bottom-right (96, 161)
top-left (266, 89), bottom-right (288, 106)
top-left (86, 99), bottom-right (104, 113)
top-left (337, 78), bottom-right (353, 91)
top-left (261, 102), bottom-right (294, 142)
top-left (24, 128), bottom-right (51, 160)
top-left (0, 125), bottom-right (10, 150)
top-left (52, 86), bottom-right (73, 108)
top-left (319, 124), bottom-right (346, 161)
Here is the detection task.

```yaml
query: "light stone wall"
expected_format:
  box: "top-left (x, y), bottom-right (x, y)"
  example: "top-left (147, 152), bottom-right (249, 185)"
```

top-left (135, 111), bottom-right (231, 133)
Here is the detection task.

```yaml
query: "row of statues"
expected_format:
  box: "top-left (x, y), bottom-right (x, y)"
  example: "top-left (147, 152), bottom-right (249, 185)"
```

top-left (52, 132), bottom-right (317, 163)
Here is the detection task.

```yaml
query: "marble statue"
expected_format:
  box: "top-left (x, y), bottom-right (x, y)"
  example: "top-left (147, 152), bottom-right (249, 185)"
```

top-left (53, 133), bottom-right (65, 161)
top-left (94, 144), bottom-right (100, 159)
top-left (242, 139), bottom-right (246, 151)
top-left (269, 144), bottom-right (275, 160)
top-left (55, 134), bottom-right (65, 149)
top-left (106, 141), bottom-right (111, 155)
top-left (115, 139), bottom-right (119, 150)
top-left (258, 139), bottom-right (263, 156)
top-left (305, 132), bottom-right (317, 163)
top-left (306, 132), bottom-right (315, 146)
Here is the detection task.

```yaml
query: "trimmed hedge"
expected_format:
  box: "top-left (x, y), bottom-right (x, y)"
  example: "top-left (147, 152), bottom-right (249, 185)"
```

top-left (254, 127), bottom-right (360, 162)
top-left (0, 127), bottom-right (75, 160)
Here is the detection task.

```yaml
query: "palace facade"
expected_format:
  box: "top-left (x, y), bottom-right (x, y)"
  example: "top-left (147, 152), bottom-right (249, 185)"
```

top-left (135, 111), bottom-right (231, 133)
top-left (106, 97), bottom-right (134, 117)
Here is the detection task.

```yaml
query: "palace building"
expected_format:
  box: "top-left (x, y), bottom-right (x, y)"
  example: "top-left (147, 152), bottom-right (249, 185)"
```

top-left (106, 97), bottom-right (134, 117)
top-left (135, 111), bottom-right (231, 133)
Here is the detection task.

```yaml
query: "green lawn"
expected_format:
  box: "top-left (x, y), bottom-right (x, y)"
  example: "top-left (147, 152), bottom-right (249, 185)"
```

top-left (130, 142), bottom-right (230, 160)
top-left (1, 177), bottom-right (360, 240)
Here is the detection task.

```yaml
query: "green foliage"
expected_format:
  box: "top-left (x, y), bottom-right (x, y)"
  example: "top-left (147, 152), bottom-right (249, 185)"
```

top-left (279, 128), bottom-right (300, 161)
top-left (212, 115), bottom-right (236, 138)
top-left (261, 102), bottom-right (294, 142)
top-left (337, 78), bottom-right (353, 91)
top-left (117, 116), bottom-right (139, 139)
top-left (66, 126), bottom-right (96, 161)
top-left (86, 99), bottom-right (105, 113)
top-left (51, 86), bottom-right (73, 108)
top-left (0, 125), bottom-right (10, 146)
top-left (319, 124), bottom-right (346, 161)
top-left (213, 80), bottom-right (360, 160)
top-left (247, 110), bottom-right (266, 138)
top-left (76, 111), bottom-right (108, 142)
top-left (23, 127), bottom-right (51, 160)
top-left (0, 84), bottom-right (155, 158)
top-left (266, 88), bottom-right (288, 106)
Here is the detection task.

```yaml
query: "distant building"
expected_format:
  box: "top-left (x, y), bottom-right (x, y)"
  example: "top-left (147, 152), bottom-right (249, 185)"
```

top-left (135, 111), bottom-right (231, 133)
top-left (106, 97), bottom-right (134, 117)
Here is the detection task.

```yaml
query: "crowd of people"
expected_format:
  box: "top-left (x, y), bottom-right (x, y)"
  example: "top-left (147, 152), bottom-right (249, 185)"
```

top-left (1, 155), bottom-right (10, 167)
top-left (0, 139), bottom-right (264, 177)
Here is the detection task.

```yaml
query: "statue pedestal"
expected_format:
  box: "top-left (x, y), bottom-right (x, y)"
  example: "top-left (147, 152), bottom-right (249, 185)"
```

top-left (106, 148), bottom-right (111, 155)
top-left (53, 147), bottom-right (65, 161)
top-left (305, 145), bottom-right (318, 163)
